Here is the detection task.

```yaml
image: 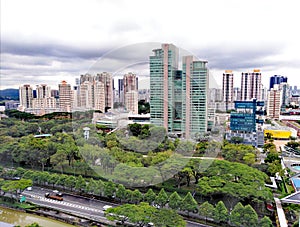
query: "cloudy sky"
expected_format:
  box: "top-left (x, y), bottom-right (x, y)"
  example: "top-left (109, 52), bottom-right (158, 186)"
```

top-left (1, 0), bottom-right (300, 90)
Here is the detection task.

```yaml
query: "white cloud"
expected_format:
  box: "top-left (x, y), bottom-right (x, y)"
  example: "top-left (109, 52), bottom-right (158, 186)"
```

top-left (1, 0), bottom-right (300, 89)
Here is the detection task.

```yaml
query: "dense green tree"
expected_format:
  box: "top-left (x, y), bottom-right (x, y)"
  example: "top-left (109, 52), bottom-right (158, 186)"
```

top-left (150, 208), bottom-right (186, 227)
top-left (265, 152), bottom-right (280, 163)
top-left (65, 175), bottom-right (76, 191)
top-left (243, 152), bottom-right (256, 165)
top-left (51, 133), bottom-right (79, 166)
top-left (131, 189), bottom-right (143, 204)
top-left (175, 140), bottom-right (195, 156)
top-left (106, 203), bottom-right (185, 227)
top-left (144, 188), bottom-right (156, 204)
top-left (115, 184), bottom-right (127, 202)
top-left (198, 201), bottom-right (214, 223)
top-left (48, 173), bottom-right (59, 189)
top-left (222, 143), bottom-right (257, 164)
top-left (129, 123), bottom-right (142, 136)
top-left (104, 181), bottom-right (116, 198)
top-left (1, 179), bottom-right (32, 198)
top-left (56, 174), bottom-right (68, 190)
top-left (213, 201), bottom-right (228, 223)
top-left (267, 160), bottom-right (282, 176)
top-left (258, 216), bottom-right (273, 227)
top-left (263, 142), bottom-right (276, 153)
top-left (230, 202), bottom-right (244, 226)
top-left (155, 188), bottom-right (168, 208)
top-left (242, 204), bottom-right (258, 226)
top-left (168, 191), bottom-right (182, 210)
top-left (229, 203), bottom-right (259, 226)
top-left (75, 175), bottom-right (86, 193)
top-left (181, 192), bottom-right (198, 216)
top-left (95, 180), bottom-right (105, 196)
top-left (196, 160), bottom-right (273, 203)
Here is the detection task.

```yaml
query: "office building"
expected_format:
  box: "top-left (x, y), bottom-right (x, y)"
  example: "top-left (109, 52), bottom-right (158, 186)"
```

top-left (269, 75), bottom-right (287, 89)
top-left (182, 56), bottom-right (208, 138)
top-left (150, 43), bottom-right (179, 131)
top-left (222, 70), bottom-right (234, 111)
top-left (149, 44), bottom-right (208, 139)
top-left (240, 69), bottom-right (262, 101)
top-left (226, 99), bottom-right (264, 147)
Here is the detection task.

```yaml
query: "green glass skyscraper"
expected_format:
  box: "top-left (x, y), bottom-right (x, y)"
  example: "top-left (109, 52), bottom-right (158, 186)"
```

top-left (150, 44), bottom-right (208, 139)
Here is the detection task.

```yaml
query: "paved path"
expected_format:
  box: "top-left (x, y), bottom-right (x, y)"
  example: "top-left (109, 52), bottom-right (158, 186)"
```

top-left (274, 197), bottom-right (288, 227)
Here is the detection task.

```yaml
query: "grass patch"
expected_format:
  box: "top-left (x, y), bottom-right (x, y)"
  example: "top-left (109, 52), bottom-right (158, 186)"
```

top-left (0, 196), bottom-right (37, 210)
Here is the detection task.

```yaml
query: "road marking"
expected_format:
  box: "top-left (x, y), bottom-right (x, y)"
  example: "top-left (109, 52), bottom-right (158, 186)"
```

top-left (25, 193), bottom-right (105, 213)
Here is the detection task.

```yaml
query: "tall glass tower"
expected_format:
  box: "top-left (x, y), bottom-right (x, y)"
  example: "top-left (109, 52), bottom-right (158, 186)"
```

top-left (150, 44), bottom-right (208, 139)
top-left (150, 44), bottom-right (178, 131)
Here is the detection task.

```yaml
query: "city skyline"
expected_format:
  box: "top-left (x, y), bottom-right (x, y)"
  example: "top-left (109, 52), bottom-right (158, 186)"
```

top-left (1, 0), bottom-right (300, 90)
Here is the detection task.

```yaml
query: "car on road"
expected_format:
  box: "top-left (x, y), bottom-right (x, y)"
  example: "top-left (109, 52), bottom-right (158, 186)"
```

top-left (53, 190), bottom-right (63, 197)
top-left (45, 192), bottom-right (63, 201)
top-left (26, 187), bottom-right (32, 191)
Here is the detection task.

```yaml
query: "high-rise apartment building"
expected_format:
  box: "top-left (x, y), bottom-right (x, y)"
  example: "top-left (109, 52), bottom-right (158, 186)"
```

top-left (124, 72), bottom-right (138, 114)
top-left (222, 70), bottom-right (234, 111)
top-left (233, 87), bottom-right (241, 101)
top-left (94, 81), bottom-right (105, 112)
top-left (267, 84), bottom-right (282, 119)
top-left (79, 81), bottom-right (94, 109)
top-left (36, 84), bottom-right (51, 99)
top-left (34, 84), bottom-right (56, 110)
top-left (59, 80), bottom-right (72, 112)
top-left (118, 79), bottom-right (124, 104)
top-left (96, 72), bottom-right (113, 112)
top-left (149, 44), bottom-right (208, 139)
top-left (240, 69), bottom-right (262, 101)
top-left (19, 84), bottom-right (33, 109)
top-left (76, 73), bottom-right (113, 112)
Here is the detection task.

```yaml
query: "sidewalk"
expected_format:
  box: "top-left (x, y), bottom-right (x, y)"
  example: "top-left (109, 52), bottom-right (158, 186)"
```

top-left (274, 198), bottom-right (288, 227)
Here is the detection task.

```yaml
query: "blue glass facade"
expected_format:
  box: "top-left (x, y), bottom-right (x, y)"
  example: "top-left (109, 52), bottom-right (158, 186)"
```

top-left (269, 75), bottom-right (287, 89)
top-left (230, 99), bottom-right (264, 132)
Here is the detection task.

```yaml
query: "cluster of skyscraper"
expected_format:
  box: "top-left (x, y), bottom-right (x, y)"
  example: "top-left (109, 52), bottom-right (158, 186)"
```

top-left (17, 43), bottom-right (299, 142)
top-left (19, 72), bottom-right (139, 115)
top-left (221, 72), bottom-right (294, 119)
top-left (221, 71), bottom-right (299, 146)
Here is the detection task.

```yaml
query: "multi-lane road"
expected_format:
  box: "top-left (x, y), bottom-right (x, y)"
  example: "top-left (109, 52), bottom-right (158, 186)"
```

top-left (20, 186), bottom-right (210, 227)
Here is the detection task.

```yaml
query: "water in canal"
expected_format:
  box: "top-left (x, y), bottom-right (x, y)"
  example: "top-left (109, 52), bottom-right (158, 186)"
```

top-left (0, 206), bottom-right (74, 227)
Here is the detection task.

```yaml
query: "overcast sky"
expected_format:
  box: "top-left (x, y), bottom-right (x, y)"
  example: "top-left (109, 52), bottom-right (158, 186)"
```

top-left (1, 0), bottom-right (300, 90)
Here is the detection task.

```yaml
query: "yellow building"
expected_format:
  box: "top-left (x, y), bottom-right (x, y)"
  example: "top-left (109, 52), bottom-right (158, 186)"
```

top-left (264, 129), bottom-right (291, 139)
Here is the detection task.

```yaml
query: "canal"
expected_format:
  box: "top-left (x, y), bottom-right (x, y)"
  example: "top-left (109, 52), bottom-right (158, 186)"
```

top-left (0, 206), bottom-right (74, 227)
